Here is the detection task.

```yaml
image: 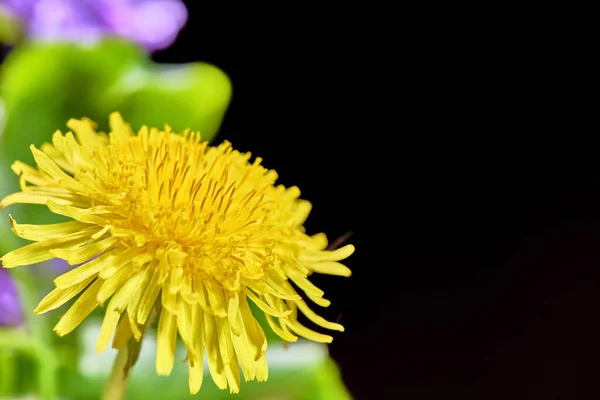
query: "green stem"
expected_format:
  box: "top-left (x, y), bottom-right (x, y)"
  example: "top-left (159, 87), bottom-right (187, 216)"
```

top-left (101, 311), bottom-right (157, 400)
top-left (101, 345), bottom-right (131, 400)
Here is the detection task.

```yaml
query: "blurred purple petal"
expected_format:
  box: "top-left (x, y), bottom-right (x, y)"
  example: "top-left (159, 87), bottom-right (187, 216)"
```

top-left (51, 258), bottom-right (71, 275)
top-left (106, 1), bottom-right (188, 52)
top-left (0, 0), bottom-right (187, 52)
top-left (0, 268), bottom-right (23, 327)
top-left (0, 0), bottom-right (37, 19)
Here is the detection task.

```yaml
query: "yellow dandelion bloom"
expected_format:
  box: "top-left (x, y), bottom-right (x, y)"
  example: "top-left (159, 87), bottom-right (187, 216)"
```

top-left (0, 113), bottom-right (353, 394)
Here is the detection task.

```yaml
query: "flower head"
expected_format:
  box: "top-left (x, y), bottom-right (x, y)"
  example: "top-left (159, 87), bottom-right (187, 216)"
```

top-left (0, 0), bottom-right (188, 52)
top-left (0, 268), bottom-right (23, 326)
top-left (0, 113), bottom-right (353, 394)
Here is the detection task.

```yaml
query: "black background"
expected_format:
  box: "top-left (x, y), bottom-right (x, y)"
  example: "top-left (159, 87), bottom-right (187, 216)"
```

top-left (154, 4), bottom-right (597, 399)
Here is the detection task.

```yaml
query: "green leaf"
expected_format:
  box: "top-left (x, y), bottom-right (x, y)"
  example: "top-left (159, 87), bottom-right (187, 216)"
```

top-left (102, 62), bottom-right (231, 140)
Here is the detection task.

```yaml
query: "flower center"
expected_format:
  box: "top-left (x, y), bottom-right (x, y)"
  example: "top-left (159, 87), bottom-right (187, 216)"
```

top-left (81, 130), bottom-right (294, 288)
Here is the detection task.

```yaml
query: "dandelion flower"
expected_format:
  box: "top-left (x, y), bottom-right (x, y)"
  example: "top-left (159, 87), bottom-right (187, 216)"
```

top-left (0, 113), bottom-right (354, 394)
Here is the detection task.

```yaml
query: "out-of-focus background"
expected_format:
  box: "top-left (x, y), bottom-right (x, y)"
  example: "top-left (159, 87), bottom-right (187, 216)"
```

top-left (1, 2), bottom-right (597, 400)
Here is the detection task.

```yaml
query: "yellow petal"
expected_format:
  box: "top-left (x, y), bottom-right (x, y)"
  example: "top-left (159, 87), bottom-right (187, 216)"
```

top-left (54, 278), bottom-right (103, 336)
top-left (96, 272), bottom-right (141, 353)
top-left (131, 252), bottom-right (154, 268)
top-left (108, 112), bottom-right (134, 144)
top-left (0, 228), bottom-right (100, 268)
top-left (112, 313), bottom-right (133, 350)
top-left (126, 262), bottom-right (155, 340)
top-left (98, 247), bottom-right (146, 280)
top-left (284, 319), bottom-right (333, 343)
top-left (296, 299), bottom-right (344, 331)
top-left (306, 293), bottom-right (331, 307)
top-left (203, 313), bottom-right (227, 390)
top-left (177, 300), bottom-right (194, 352)
top-left (239, 296), bottom-right (268, 354)
top-left (29, 145), bottom-right (70, 180)
top-left (308, 260), bottom-right (352, 277)
top-left (161, 279), bottom-right (179, 314)
top-left (181, 274), bottom-right (201, 303)
top-left (284, 268), bottom-right (325, 298)
top-left (9, 216), bottom-right (93, 241)
top-left (58, 130), bottom-right (87, 161)
top-left (97, 264), bottom-right (134, 304)
top-left (156, 310), bottom-right (177, 376)
top-left (53, 250), bottom-right (117, 288)
top-left (244, 289), bottom-right (291, 318)
top-left (66, 118), bottom-right (107, 152)
top-left (191, 303), bottom-right (205, 352)
top-left (188, 353), bottom-right (204, 394)
top-left (46, 201), bottom-right (109, 225)
top-left (255, 353), bottom-right (268, 382)
top-left (205, 280), bottom-right (227, 317)
top-left (41, 142), bottom-right (76, 175)
top-left (1, 192), bottom-right (46, 209)
top-left (227, 292), bottom-right (241, 335)
top-left (136, 267), bottom-right (161, 325)
top-left (91, 224), bottom-right (112, 240)
top-left (289, 200), bottom-right (311, 226)
top-left (188, 303), bottom-right (205, 394)
top-left (300, 244), bottom-right (355, 262)
top-left (265, 313), bottom-right (298, 342)
top-left (30, 145), bottom-right (89, 194)
top-left (224, 355), bottom-right (241, 394)
top-left (280, 280), bottom-right (330, 307)
top-left (35, 275), bottom-right (95, 314)
top-left (229, 296), bottom-right (260, 381)
top-left (10, 160), bottom-right (51, 186)
top-left (262, 275), bottom-right (302, 301)
top-left (309, 233), bottom-right (328, 250)
top-left (0, 190), bottom-right (90, 209)
top-left (195, 280), bottom-right (212, 314)
top-left (216, 318), bottom-right (234, 365)
top-left (51, 236), bottom-right (118, 265)
top-left (168, 267), bottom-right (183, 293)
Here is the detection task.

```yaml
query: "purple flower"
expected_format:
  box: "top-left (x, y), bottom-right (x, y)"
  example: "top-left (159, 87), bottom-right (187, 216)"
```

top-left (0, 268), bottom-right (23, 327)
top-left (0, 0), bottom-right (188, 52)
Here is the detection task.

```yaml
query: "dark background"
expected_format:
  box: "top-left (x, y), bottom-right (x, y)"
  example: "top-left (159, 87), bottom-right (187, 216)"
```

top-left (156, 4), bottom-right (597, 399)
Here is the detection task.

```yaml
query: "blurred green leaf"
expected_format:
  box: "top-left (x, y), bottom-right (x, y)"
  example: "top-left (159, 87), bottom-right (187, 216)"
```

top-left (104, 62), bottom-right (231, 137)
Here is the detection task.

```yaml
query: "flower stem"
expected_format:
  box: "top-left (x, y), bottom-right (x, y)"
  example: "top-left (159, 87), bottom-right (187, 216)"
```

top-left (101, 311), bottom-right (156, 400)
top-left (101, 345), bottom-right (131, 400)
